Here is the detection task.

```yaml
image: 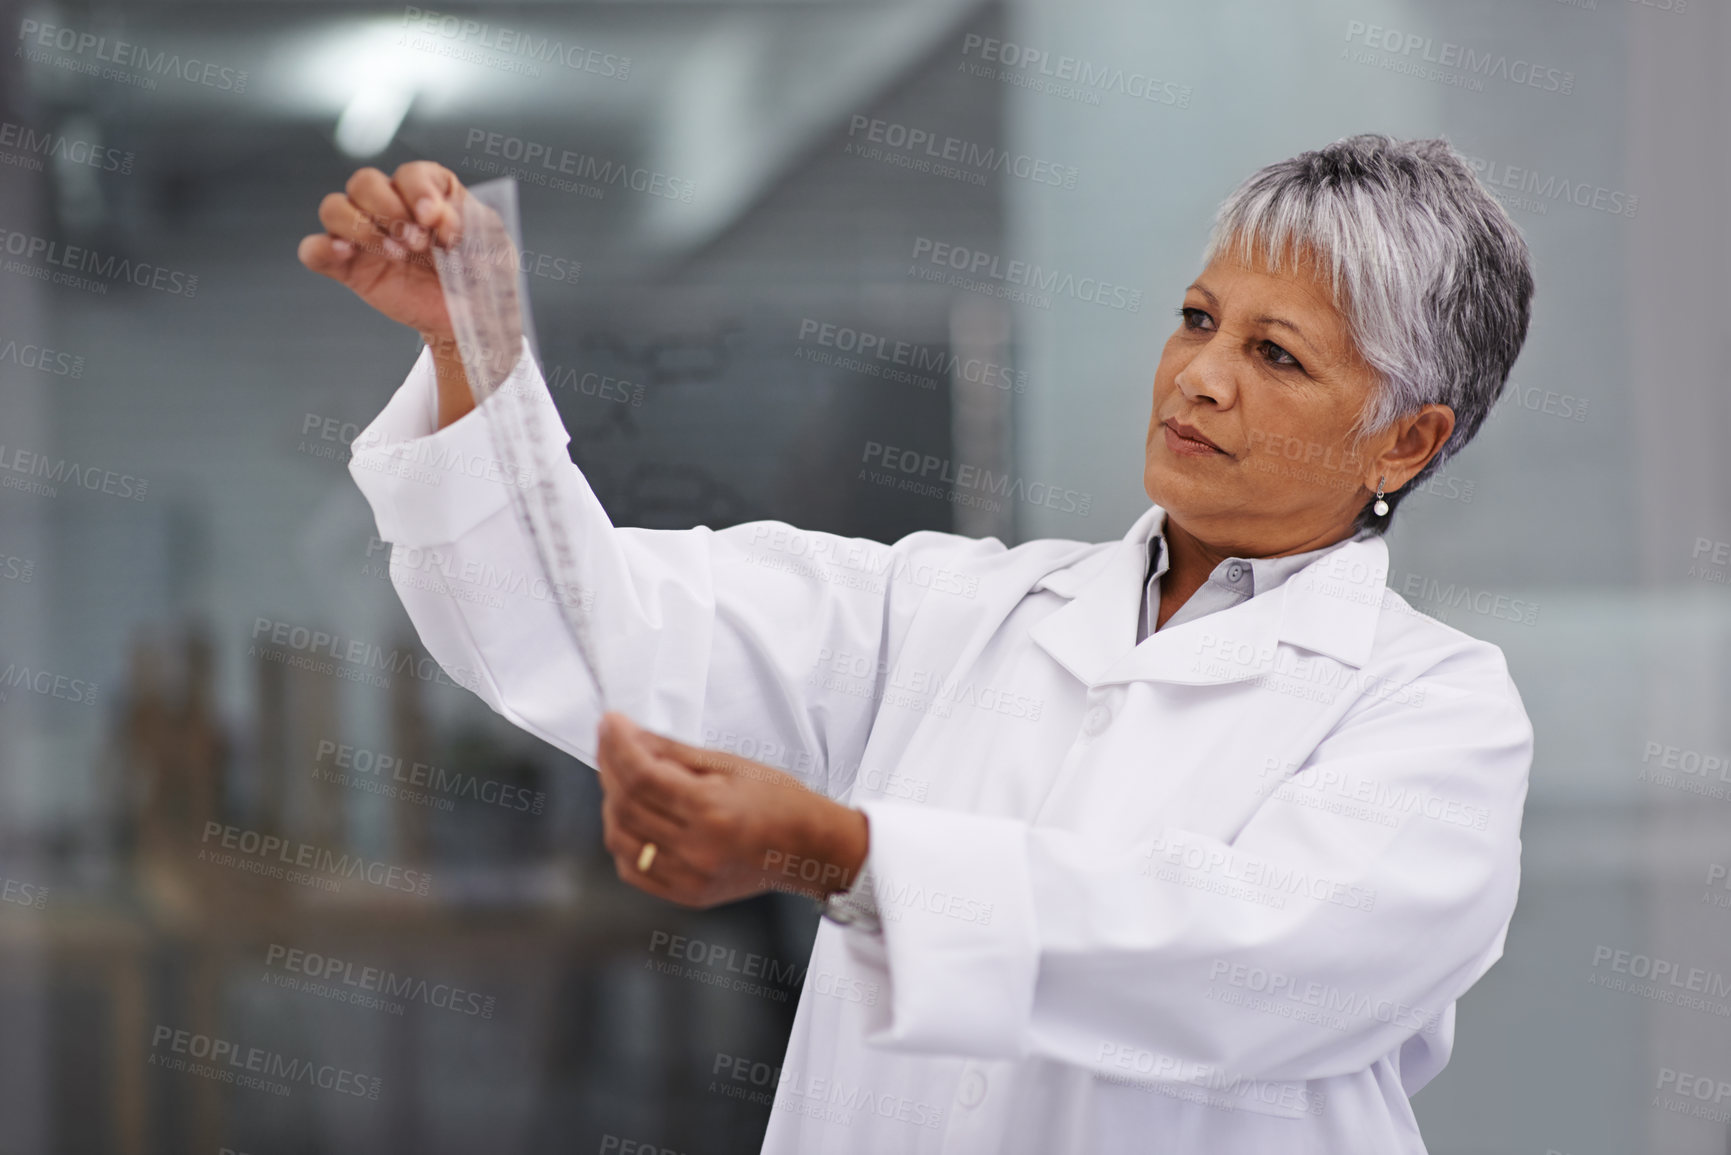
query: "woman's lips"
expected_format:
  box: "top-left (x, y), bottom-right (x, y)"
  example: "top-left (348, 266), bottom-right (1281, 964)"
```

top-left (1162, 418), bottom-right (1228, 457)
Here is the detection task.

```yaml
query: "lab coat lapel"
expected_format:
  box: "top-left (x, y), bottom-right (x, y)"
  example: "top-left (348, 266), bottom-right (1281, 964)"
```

top-left (1276, 532), bottom-right (1389, 668)
top-left (1028, 506), bottom-right (1390, 687)
top-left (1113, 532), bottom-right (1391, 681)
top-left (1025, 505), bottom-right (1161, 687)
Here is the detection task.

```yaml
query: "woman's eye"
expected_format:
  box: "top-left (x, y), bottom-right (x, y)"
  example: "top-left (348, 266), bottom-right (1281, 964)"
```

top-left (1261, 340), bottom-right (1300, 369)
top-left (1178, 306), bottom-right (1212, 330)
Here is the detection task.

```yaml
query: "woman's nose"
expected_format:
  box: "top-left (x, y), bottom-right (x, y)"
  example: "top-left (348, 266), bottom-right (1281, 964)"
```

top-left (1173, 342), bottom-right (1238, 408)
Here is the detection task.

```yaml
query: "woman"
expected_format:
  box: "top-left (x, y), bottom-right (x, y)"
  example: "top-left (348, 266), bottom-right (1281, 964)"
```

top-left (300, 133), bottom-right (1535, 1154)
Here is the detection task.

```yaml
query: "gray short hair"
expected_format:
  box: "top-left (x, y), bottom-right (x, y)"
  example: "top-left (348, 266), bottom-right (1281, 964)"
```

top-left (1202, 133), bottom-right (1535, 533)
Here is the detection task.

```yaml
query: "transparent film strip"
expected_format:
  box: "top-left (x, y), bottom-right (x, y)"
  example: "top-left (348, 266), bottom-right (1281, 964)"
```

top-left (430, 177), bottom-right (609, 711)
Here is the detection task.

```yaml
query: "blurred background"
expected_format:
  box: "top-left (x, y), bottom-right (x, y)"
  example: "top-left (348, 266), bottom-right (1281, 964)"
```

top-left (0, 0), bottom-right (1723, 1151)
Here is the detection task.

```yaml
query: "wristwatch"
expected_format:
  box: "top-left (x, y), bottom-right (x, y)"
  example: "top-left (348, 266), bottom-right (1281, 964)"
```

top-left (818, 861), bottom-right (882, 934)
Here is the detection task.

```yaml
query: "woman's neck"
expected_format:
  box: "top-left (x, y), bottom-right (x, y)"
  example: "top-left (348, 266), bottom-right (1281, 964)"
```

top-left (1155, 514), bottom-right (1356, 631)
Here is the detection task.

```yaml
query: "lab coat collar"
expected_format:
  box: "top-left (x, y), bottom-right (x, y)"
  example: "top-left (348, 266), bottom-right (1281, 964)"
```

top-left (1028, 504), bottom-right (1388, 686)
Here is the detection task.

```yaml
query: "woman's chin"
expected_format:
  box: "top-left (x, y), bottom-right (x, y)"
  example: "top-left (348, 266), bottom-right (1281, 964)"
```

top-left (1144, 464), bottom-right (1217, 512)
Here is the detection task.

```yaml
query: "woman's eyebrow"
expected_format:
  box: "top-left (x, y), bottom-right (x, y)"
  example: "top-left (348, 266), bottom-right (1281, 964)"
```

top-left (1253, 314), bottom-right (1313, 348)
top-left (1187, 281), bottom-right (1325, 357)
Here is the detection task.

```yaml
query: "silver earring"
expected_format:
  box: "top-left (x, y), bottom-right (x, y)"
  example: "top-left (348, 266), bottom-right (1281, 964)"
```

top-left (1372, 476), bottom-right (1389, 517)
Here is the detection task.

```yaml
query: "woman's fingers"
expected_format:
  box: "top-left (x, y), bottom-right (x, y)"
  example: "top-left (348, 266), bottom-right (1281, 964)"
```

top-left (345, 167), bottom-right (420, 257)
top-left (600, 809), bottom-right (713, 904)
top-left (306, 164), bottom-right (459, 272)
top-left (315, 190), bottom-right (393, 258)
top-left (299, 162), bottom-right (467, 339)
top-left (640, 729), bottom-right (730, 773)
top-left (295, 232), bottom-right (354, 279)
top-left (597, 712), bottom-right (703, 824)
top-left (644, 728), bottom-right (808, 793)
top-left (627, 722), bottom-right (767, 779)
top-left (594, 712), bottom-right (825, 908)
top-left (610, 847), bottom-right (705, 907)
top-left (392, 161), bottom-right (465, 247)
top-left (601, 781), bottom-right (687, 853)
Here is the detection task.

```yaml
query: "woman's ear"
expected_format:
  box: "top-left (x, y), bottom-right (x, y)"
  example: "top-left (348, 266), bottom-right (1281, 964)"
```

top-left (1376, 404), bottom-right (1456, 491)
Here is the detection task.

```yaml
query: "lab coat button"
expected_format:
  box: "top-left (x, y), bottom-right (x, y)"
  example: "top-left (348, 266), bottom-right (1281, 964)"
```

top-left (958, 1068), bottom-right (987, 1108)
top-left (1082, 704), bottom-right (1112, 737)
top-left (1226, 562), bottom-right (1245, 582)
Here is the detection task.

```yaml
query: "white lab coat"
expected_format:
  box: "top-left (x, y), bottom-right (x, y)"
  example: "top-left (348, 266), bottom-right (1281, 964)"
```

top-left (349, 346), bottom-right (1533, 1155)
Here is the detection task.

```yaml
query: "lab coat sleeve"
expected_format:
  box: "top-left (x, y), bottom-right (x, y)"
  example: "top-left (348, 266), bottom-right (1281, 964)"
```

top-left (347, 343), bottom-right (995, 796)
top-left (850, 644), bottom-right (1532, 1088)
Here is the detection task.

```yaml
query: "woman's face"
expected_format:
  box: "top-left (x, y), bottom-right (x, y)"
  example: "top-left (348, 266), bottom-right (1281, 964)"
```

top-left (1143, 241), bottom-right (1440, 556)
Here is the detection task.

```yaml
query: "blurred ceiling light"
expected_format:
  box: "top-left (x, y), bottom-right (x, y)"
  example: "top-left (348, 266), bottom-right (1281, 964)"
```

top-left (335, 81), bottom-right (416, 158)
top-left (272, 18), bottom-right (471, 149)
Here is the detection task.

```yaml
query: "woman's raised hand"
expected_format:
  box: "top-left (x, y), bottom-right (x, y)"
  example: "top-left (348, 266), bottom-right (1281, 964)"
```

top-left (297, 160), bottom-right (474, 341)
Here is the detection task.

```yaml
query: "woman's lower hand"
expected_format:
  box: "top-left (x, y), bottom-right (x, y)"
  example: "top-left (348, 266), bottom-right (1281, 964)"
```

top-left (594, 711), bottom-right (869, 908)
